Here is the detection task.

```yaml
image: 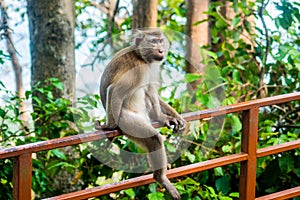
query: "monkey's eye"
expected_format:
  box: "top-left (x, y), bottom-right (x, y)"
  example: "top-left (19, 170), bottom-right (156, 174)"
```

top-left (159, 39), bottom-right (164, 43)
top-left (150, 39), bottom-right (159, 44)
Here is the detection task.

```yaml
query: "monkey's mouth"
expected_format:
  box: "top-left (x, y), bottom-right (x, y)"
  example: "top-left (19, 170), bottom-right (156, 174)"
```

top-left (153, 55), bottom-right (164, 61)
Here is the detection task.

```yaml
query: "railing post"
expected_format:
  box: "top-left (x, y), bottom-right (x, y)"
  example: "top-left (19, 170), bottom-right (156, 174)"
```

top-left (13, 153), bottom-right (32, 200)
top-left (239, 107), bottom-right (259, 200)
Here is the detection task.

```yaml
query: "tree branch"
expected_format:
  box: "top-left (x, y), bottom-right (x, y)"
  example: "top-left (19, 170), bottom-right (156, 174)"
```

top-left (257, 0), bottom-right (270, 97)
top-left (0, 0), bottom-right (28, 124)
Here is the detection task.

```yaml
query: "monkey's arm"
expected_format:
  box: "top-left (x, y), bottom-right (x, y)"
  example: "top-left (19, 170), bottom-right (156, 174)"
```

top-left (159, 98), bottom-right (186, 132)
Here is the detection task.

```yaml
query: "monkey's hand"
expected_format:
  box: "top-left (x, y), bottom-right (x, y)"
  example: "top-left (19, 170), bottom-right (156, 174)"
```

top-left (94, 120), bottom-right (118, 130)
top-left (162, 114), bottom-right (186, 133)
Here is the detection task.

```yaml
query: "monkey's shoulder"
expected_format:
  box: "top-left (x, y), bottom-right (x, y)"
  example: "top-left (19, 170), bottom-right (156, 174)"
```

top-left (109, 46), bottom-right (145, 67)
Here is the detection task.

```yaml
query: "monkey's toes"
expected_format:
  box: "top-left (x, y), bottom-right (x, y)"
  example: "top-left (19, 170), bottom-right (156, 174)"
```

top-left (170, 188), bottom-right (181, 200)
top-left (94, 121), bottom-right (117, 130)
top-left (94, 121), bottom-right (102, 130)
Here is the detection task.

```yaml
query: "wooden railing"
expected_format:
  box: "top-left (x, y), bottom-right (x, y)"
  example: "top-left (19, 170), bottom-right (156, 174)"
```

top-left (0, 92), bottom-right (300, 200)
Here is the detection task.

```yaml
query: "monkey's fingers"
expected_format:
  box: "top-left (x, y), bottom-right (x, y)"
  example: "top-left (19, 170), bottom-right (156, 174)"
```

top-left (169, 118), bottom-right (180, 133)
top-left (178, 120), bottom-right (186, 131)
top-left (165, 120), bottom-right (171, 129)
top-left (171, 119), bottom-right (186, 133)
top-left (165, 117), bottom-right (177, 130)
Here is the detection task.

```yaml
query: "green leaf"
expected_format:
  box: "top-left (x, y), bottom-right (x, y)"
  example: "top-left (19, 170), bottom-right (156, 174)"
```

top-left (216, 19), bottom-right (227, 28)
top-left (51, 149), bottom-right (67, 160)
top-left (232, 115), bottom-right (242, 132)
top-left (215, 175), bottom-right (231, 195)
top-left (244, 19), bottom-right (252, 33)
top-left (232, 69), bottom-right (241, 82)
top-left (185, 73), bottom-right (201, 83)
top-left (203, 49), bottom-right (218, 60)
top-left (47, 162), bottom-right (75, 170)
top-left (214, 167), bottom-right (224, 176)
top-left (219, 196), bottom-right (233, 200)
top-left (232, 16), bottom-right (240, 27)
top-left (236, 64), bottom-right (245, 71)
top-left (278, 154), bottom-right (294, 173)
top-left (186, 151), bottom-right (196, 163)
top-left (204, 185), bottom-right (216, 195)
top-left (233, 0), bottom-right (238, 13)
top-left (232, 30), bottom-right (240, 41)
top-left (0, 81), bottom-right (5, 88)
top-left (229, 192), bottom-right (239, 198)
top-left (124, 188), bottom-right (135, 198)
top-left (147, 192), bottom-right (164, 200)
top-left (48, 78), bottom-right (64, 91)
top-left (166, 143), bottom-right (176, 153)
top-left (32, 96), bottom-right (42, 106)
top-left (193, 19), bottom-right (209, 26)
top-left (25, 90), bottom-right (32, 99)
top-left (1, 178), bottom-right (7, 184)
top-left (222, 144), bottom-right (232, 153)
top-left (179, 177), bottom-right (200, 186)
top-left (260, 132), bottom-right (278, 140)
top-left (149, 183), bottom-right (157, 193)
top-left (0, 108), bottom-right (6, 118)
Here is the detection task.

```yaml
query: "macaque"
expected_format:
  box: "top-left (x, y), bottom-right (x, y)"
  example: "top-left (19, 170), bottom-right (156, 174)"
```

top-left (97, 29), bottom-right (186, 200)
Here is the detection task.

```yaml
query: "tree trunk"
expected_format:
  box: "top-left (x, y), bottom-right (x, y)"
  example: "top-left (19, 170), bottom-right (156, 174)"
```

top-left (185, 0), bottom-right (210, 91)
top-left (27, 0), bottom-right (75, 100)
top-left (27, 0), bottom-right (76, 197)
top-left (132, 0), bottom-right (158, 29)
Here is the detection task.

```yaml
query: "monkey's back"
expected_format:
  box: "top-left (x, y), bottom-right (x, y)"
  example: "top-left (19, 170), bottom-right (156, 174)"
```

top-left (100, 46), bottom-right (146, 109)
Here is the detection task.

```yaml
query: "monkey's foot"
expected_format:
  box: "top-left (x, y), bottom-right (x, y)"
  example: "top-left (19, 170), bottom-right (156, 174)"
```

top-left (94, 120), bottom-right (102, 130)
top-left (94, 121), bottom-right (117, 130)
top-left (169, 188), bottom-right (181, 200)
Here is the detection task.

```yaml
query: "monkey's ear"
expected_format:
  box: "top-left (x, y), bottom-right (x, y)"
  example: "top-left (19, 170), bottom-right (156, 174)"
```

top-left (133, 30), bottom-right (144, 46)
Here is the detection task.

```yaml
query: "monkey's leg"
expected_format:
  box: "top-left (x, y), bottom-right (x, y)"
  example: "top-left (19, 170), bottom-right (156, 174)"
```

top-left (132, 135), bottom-right (181, 200)
top-left (145, 135), bottom-right (181, 200)
top-left (119, 110), bottom-right (181, 200)
top-left (118, 109), bottom-right (157, 138)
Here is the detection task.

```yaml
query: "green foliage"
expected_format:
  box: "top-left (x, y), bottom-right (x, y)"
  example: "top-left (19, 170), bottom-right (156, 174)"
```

top-left (0, 79), bottom-right (101, 198)
top-left (0, 81), bottom-right (28, 147)
top-left (0, 50), bottom-right (9, 64)
top-left (1, 0), bottom-right (300, 199)
top-left (0, 159), bottom-right (13, 200)
top-left (158, 0), bottom-right (186, 31)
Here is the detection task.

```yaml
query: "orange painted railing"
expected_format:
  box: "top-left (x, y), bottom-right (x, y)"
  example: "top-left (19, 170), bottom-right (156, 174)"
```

top-left (0, 92), bottom-right (300, 200)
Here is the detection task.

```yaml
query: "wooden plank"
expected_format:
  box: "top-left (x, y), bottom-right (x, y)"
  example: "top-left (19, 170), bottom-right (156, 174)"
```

top-left (181, 92), bottom-right (300, 122)
top-left (13, 153), bottom-right (32, 200)
top-left (239, 108), bottom-right (259, 200)
top-left (1, 93), bottom-right (299, 160)
top-left (256, 186), bottom-right (300, 200)
top-left (0, 129), bottom-right (120, 159)
top-left (257, 139), bottom-right (300, 157)
top-left (44, 153), bottom-right (248, 200)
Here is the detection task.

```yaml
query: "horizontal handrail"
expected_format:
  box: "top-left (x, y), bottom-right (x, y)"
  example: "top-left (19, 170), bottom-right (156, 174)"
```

top-left (255, 186), bottom-right (300, 200)
top-left (1, 92), bottom-right (299, 159)
top-left (45, 153), bottom-right (248, 200)
top-left (257, 139), bottom-right (300, 158)
top-left (0, 129), bottom-right (120, 159)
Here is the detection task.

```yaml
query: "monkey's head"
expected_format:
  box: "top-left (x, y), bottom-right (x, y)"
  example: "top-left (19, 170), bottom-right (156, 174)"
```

top-left (134, 30), bottom-right (169, 63)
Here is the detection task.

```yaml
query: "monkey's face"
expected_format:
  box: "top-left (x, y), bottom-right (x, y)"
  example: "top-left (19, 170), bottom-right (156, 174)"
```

top-left (136, 32), bottom-right (170, 63)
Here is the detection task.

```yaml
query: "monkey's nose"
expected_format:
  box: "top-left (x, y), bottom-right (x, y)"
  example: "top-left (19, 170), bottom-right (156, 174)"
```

top-left (158, 49), bottom-right (163, 54)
